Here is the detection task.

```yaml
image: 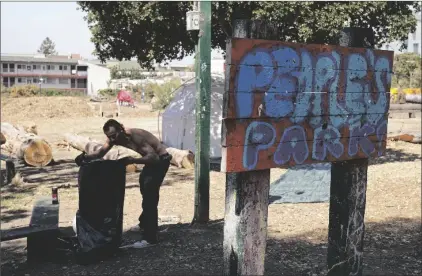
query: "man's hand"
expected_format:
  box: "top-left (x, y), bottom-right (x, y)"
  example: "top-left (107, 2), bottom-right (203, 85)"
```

top-left (75, 152), bottom-right (87, 167)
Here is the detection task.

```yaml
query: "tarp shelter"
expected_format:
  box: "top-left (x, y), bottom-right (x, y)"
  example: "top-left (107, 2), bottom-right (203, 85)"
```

top-left (117, 90), bottom-right (134, 104)
top-left (162, 76), bottom-right (224, 159)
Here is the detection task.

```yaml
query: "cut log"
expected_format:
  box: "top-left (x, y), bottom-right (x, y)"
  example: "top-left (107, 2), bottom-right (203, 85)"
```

top-left (0, 132), bottom-right (6, 145)
top-left (63, 133), bottom-right (141, 160)
top-left (1, 123), bottom-right (53, 167)
top-left (64, 134), bottom-right (194, 169)
top-left (164, 146), bottom-right (195, 169)
top-left (63, 133), bottom-right (141, 173)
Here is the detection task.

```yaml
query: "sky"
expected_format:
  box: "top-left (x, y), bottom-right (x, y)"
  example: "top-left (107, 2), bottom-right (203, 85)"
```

top-left (0, 1), bottom-right (204, 65)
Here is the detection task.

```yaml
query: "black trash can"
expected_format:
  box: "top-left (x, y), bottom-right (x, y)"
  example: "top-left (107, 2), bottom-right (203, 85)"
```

top-left (74, 159), bottom-right (126, 264)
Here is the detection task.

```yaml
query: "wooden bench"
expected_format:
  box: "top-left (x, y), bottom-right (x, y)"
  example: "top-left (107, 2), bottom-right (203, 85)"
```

top-left (1, 196), bottom-right (59, 263)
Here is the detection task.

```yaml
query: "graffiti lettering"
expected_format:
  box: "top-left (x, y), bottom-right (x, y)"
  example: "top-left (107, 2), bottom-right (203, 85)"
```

top-left (243, 122), bottom-right (276, 170)
top-left (223, 39), bottom-right (393, 172)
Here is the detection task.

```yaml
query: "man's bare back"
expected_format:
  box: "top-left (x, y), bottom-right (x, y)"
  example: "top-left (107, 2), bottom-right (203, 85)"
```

top-left (116, 128), bottom-right (168, 157)
top-left (82, 120), bottom-right (167, 165)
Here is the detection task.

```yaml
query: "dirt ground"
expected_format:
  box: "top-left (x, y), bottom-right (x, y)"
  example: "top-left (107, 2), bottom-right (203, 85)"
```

top-left (1, 97), bottom-right (421, 276)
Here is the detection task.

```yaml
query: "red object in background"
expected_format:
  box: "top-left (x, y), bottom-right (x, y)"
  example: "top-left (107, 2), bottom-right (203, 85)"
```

top-left (117, 90), bottom-right (134, 104)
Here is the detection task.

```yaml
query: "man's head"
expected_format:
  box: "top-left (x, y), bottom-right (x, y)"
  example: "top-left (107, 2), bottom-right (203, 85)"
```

top-left (103, 119), bottom-right (125, 143)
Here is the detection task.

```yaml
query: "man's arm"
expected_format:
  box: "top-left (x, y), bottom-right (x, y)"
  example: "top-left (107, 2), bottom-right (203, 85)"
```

top-left (130, 143), bottom-right (159, 165)
top-left (84, 141), bottom-right (113, 161)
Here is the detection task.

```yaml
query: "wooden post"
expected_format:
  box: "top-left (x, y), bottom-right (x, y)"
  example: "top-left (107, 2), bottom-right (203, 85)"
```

top-left (223, 20), bottom-right (278, 276)
top-left (327, 27), bottom-right (375, 276)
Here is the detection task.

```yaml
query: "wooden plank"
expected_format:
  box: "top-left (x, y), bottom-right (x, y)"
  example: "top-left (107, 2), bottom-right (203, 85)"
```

top-left (221, 137), bottom-right (386, 172)
top-left (223, 89), bottom-right (391, 120)
top-left (223, 19), bottom-right (275, 276)
top-left (221, 38), bottom-right (393, 172)
top-left (1, 226), bottom-right (33, 241)
top-left (222, 116), bottom-right (388, 147)
top-left (27, 196), bottom-right (60, 263)
top-left (29, 196), bottom-right (59, 229)
top-left (0, 225), bottom-right (56, 242)
top-left (226, 38), bottom-right (394, 68)
top-left (327, 27), bottom-right (374, 276)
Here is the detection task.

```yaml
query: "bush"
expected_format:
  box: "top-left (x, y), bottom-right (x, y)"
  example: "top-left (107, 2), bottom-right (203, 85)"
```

top-left (146, 78), bottom-right (182, 110)
top-left (98, 88), bottom-right (119, 97)
top-left (9, 85), bottom-right (39, 97)
top-left (1, 85), bottom-right (87, 97)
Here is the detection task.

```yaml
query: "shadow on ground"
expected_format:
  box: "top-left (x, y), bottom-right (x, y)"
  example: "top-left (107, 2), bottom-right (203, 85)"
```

top-left (1, 217), bottom-right (420, 276)
top-left (369, 147), bottom-right (421, 165)
top-left (14, 159), bottom-right (79, 186)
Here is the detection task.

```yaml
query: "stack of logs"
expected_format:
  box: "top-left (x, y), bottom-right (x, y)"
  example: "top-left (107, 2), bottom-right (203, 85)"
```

top-left (0, 122), bottom-right (195, 171)
top-left (1, 122), bottom-right (53, 167)
top-left (62, 133), bottom-right (195, 171)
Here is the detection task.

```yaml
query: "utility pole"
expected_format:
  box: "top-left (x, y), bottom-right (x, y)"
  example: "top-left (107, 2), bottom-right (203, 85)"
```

top-left (187, 1), bottom-right (211, 223)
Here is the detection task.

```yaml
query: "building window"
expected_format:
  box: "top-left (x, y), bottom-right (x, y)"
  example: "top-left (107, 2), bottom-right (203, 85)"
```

top-left (77, 78), bottom-right (87, 88)
top-left (17, 65), bottom-right (21, 69)
top-left (77, 66), bottom-right (88, 72)
top-left (71, 79), bottom-right (76, 88)
top-left (2, 63), bottom-right (8, 72)
top-left (59, 65), bottom-right (63, 70)
top-left (9, 64), bottom-right (15, 73)
top-left (3, 77), bottom-right (8, 87)
top-left (33, 78), bottom-right (38, 83)
top-left (47, 65), bottom-right (56, 70)
top-left (27, 65), bottom-right (31, 71)
top-left (10, 77), bottom-right (15, 86)
top-left (59, 78), bottom-right (69, 84)
top-left (42, 65), bottom-right (46, 70)
top-left (17, 78), bottom-right (22, 83)
top-left (27, 78), bottom-right (32, 84)
top-left (63, 65), bottom-right (68, 70)
top-left (46, 78), bottom-right (57, 84)
top-left (414, 43), bottom-right (419, 54)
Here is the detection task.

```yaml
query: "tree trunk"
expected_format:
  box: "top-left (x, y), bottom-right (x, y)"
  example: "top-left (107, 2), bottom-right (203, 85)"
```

top-left (63, 133), bottom-right (141, 173)
top-left (0, 132), bottom-right (6, 145)
top-left (63, 133), bottom-right (142, 160)
top-left (1, 123), bottom-right (53, 167)
top-left (64, 134), bottom-right (194, 169)
top-left (163, 145), bottom-right (195, 169)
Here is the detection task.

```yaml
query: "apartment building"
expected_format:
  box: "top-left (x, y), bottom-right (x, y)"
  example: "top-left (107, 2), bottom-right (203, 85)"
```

top-left (0, 53), bottom-right (110, 96)
top-left (382, 11), bottom-right (422, 55)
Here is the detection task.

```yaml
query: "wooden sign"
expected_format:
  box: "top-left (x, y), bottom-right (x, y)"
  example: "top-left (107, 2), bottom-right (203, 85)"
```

top-left (221, 38), bottom-right (394, 172)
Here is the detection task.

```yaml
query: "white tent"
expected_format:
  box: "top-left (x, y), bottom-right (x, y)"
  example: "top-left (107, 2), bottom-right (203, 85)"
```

top-left (161, 75), bottom-right (224, 159)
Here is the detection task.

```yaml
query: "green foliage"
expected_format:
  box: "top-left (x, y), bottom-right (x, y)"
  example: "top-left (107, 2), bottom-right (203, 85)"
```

top-left (2, 85), bottom-right (86, 97)
top-left (109, 65), bottom-right (148, 80)
top-left (98, 88), bottom-right (119, 97)
top-left (146, 78), bottom-right (182, 110)
top-left (392, 53), bottom-right (422, 88)
top-left (110, 65), bottom-right (120, 79)
top-left (77, 1), bottom-right (421, 69)
top-left (37, 37), bottom-right (57, 56)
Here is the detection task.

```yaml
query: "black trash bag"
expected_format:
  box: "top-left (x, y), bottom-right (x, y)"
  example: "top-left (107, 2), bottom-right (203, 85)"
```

top-left (74, 159), bottom-right (126, 265)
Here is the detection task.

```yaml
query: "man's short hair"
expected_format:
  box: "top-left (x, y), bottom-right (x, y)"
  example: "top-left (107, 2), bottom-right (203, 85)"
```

top-left (103, 119), bottom-right (124, 132)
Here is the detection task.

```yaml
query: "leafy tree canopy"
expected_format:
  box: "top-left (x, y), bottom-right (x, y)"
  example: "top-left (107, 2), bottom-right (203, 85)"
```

top-left (392, 52), bottom-right (422, 88)
top-left (78, 1), bottom-right (421, 69)
top-left (37, 37), bottom-right (57, 56)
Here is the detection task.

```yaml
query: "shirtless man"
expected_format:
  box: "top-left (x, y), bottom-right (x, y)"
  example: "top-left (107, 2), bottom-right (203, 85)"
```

top-left (76, 119), bottom-right (172, 248)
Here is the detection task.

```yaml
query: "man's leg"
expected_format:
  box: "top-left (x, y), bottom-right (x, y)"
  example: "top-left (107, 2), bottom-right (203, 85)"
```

top-left (136, 166), bottom-right (152, 231)
top-left (143, 159), bottom-right (171, 244)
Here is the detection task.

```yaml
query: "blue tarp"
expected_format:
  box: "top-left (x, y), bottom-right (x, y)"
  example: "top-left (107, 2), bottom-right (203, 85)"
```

top-left (269, 163), bottom-right (331, 204)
